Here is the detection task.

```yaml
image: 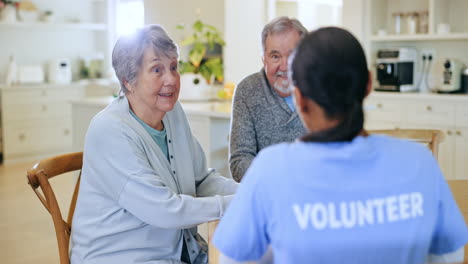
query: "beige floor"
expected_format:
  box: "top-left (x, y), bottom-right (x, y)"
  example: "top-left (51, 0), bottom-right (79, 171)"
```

top-left (0, 161), bottom-right (75, 264)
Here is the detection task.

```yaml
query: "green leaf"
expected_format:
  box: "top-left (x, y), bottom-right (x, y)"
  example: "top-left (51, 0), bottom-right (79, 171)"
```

top-left (199, 64), bottom-right (212, 84)
top-left (179, 61), bottom-right (196, 74)
top-left (193, 20), bottom-right (203, 32)
top-left (204, 58), bottom-right (223, 82)
top-left (180, 35), bottom-right (196, 46)
top-left (176, 24), bottom-right (185, 30)
top-left (188, 43), bottom-right (206, 68)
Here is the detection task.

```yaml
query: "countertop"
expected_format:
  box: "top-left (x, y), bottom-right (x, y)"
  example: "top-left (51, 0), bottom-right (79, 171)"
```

top-left (70, 91), bottom-right (468, 119)
top-left (70, 97), bottom-right (232, 119)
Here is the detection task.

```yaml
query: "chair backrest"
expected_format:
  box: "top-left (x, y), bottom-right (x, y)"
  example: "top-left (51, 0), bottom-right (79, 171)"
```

top-left (448, 180), bottom-right (468, 263)
top-left (369, 129), bottom-right (444, 159)
top-left (26, 152), bottom-right (83, 264)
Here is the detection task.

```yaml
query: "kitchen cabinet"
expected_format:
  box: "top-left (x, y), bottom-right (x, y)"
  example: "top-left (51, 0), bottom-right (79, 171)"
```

top-left (0, 0), bottom-right (110, 81)
top-left (0, 84), bottom-right (85, 164)
top-left (364, 92), bottom-right (468, 180)
top-left (364, 0), bottom-right (468, 92)
top-left (185, 114), bottom-right (231, 178)
top-left (368, 0), bottom-right (468, 41)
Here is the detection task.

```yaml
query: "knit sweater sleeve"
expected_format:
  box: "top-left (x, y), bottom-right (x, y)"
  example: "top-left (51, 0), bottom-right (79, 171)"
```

top-left (229, 79), bottom-right (258, 182)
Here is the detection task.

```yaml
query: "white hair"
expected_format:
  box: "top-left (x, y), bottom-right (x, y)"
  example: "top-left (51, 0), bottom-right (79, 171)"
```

top-left (261, 16), bottom-right (307, 55)
top-left (112, 24), bottom-right (180, 94)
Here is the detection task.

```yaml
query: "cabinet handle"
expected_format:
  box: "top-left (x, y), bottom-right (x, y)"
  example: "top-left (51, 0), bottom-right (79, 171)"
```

top-left (64, 129), bottom-right (70, 136)
top-left (18, 133), bottom-right (25, 141)
top-left (41, 105), bottom-right (47, 111)
top-left (456, 130), bottom-right (462, 136)
top-left (447, 130), bottom-right (453, 136)
top-left (426, 105), bottom-right (432, 111)
top-left (377, 103), bottom-right (383, 108)
top-left (41, 90), bottom-right (47, 96)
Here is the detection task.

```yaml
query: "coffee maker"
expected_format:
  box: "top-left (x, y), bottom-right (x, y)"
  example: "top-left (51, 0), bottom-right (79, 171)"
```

top-left (375, 48), bottom-right (417, 92)
top-left (438, 58), bottom-right (464, 93)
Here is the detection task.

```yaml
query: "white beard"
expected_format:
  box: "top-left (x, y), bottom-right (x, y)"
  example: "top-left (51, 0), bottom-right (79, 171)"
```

top-left (273, 78), bottom-right (292, 95)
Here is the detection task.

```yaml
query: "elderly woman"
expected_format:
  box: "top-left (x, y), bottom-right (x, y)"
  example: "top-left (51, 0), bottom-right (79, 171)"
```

top-left (70, 25), bottom-right (238, 264)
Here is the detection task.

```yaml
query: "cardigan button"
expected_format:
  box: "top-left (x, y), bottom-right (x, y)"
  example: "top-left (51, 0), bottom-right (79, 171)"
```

top-left (170, 155), bottom-right (173, 159)
top-left (168, 139), bottom-right (172, 143)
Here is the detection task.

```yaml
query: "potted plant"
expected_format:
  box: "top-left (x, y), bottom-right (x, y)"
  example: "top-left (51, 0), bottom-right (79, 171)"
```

top-left (177, 20), bottom-right (225, 100)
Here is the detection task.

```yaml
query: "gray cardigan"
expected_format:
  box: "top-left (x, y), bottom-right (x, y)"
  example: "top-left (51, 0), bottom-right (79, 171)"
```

top-left (229, 69), bottom-right (307, 182)
top-left (71, 96), bottom-right (237, 264)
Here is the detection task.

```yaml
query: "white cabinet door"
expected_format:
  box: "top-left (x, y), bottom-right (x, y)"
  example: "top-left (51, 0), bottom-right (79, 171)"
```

top-left (454, 128), bottom-right (468, 180)
top-left (186, 115), bottom-right (211, 159)
top-left (186, 114), bottom-right (231, 178)
top-left (364, 98), bottom-right (405, 124)
top-left (406, 101), bottom-right (455, 127)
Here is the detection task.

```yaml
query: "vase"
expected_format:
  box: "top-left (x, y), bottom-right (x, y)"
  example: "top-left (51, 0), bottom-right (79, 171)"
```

top-left (179, 73), bottom-right (214, 101)
top-left (1, 5), bottom-right (17, 23)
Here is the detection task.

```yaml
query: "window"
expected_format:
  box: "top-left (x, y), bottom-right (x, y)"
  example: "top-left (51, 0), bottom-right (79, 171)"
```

top-left (116, 0), bottom-right (144, 36)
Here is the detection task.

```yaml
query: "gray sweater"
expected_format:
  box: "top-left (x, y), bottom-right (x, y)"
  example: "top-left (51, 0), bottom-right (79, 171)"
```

top-left (229, 69), bottom-right (307, 182)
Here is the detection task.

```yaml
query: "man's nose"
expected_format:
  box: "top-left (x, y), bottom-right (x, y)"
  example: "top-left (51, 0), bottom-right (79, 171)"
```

top-left (279, 56), bottom-right (288, 71)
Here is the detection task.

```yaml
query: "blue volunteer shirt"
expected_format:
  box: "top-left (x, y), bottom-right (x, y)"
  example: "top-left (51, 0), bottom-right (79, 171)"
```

top-left (213, 135), bottom-right (468, 264)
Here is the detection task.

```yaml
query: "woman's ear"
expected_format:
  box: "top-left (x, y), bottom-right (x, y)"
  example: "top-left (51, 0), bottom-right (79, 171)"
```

top-left (365, 71), bottom-right (373, 98)
top-left (294, 86), bottom-right (308, 113)
top-left (124, 80), bottom-right (133, 93)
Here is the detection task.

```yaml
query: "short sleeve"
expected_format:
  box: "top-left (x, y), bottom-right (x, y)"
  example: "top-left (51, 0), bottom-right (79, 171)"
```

top-left (213, 152), bottom-right (272, 261)
top-left (430, 173), bottom-right (468, 255)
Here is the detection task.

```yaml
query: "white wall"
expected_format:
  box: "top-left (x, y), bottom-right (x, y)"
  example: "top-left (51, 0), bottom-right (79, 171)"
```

top-left (224, 0), bottom-right (266, 84)
top-left (144, 0), bottom-right (224, 60)
top-left (342, 0), bottom-right (368, 52)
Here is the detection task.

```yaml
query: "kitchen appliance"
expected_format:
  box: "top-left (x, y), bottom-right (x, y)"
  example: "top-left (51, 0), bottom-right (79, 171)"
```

top-left (462, 68), bottom-right (468, 93)
top-left (48, 58), bottom-right (72, 84)
top-left (438, 58), bottom-right (464, 93)
top-left (375, 48), bottom-right (417, 92)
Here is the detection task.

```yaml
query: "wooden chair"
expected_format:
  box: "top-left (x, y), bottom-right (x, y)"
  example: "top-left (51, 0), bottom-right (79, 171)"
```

top-left (369, 129), bottom-right (444, 159)
top-left (26, 152), bottom-right (83, 264)
top-left (448, 180), bottom-right (468, 263)
top-left (208, 220), bottom-right (221, 264)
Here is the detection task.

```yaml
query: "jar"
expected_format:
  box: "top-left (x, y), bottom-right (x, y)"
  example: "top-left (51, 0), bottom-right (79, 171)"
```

top-left (406, 12), bottom-right (419, 34)
top-left (419, 11), bottom-right (429, 34)
top-left (392, 12), bottom-right (404, 34)
top-left (1, 4), bottom-right (17, 23)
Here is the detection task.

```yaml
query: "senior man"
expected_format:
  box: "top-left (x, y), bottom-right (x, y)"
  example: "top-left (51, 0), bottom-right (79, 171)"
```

top-left (229, 17), bottom-right (308, 182)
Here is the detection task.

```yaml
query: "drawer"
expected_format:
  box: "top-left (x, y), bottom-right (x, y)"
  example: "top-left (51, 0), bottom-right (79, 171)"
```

top-left (3, 119), bottom-right (72, 157)
top-left (2, 102), bottom-right (71, 121)
top-left (406, 102), bottom-right (455, 127)
top-left (1, 88), bottom-right (83, 105)
top-left (456, 104), bottom-right (468, 128)
top-left (364, 99), bottom-right (404, 124)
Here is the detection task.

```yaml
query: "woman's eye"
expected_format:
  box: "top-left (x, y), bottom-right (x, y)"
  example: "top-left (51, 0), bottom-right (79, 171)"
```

top-left (171, 65), bottom-right (178, 71)
top-left (153, 68), bottom-right (160, 73)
